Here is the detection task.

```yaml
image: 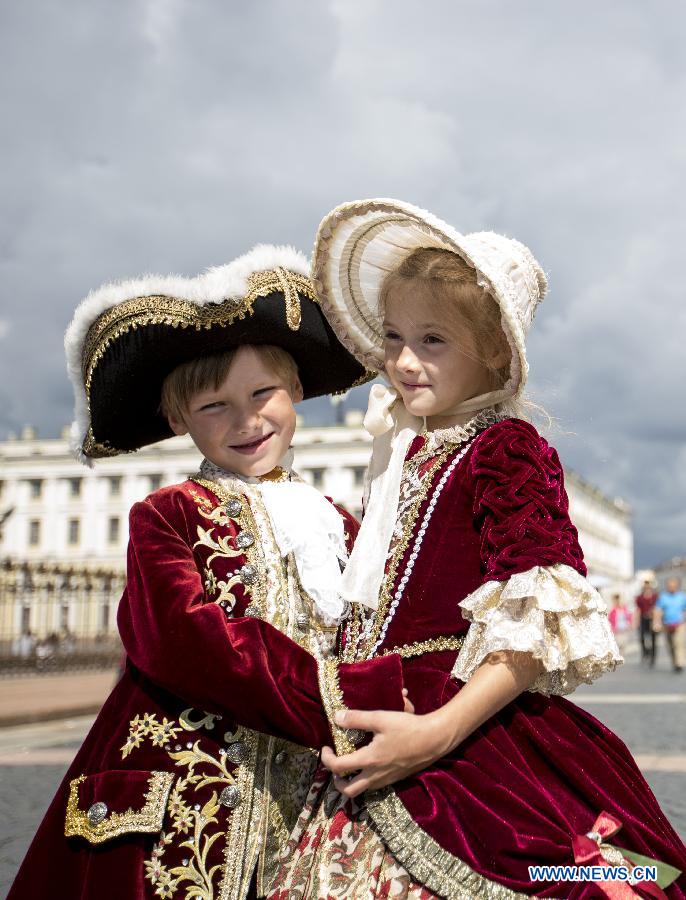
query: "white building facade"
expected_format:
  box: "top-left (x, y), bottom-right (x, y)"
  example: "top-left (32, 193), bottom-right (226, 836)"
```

top-left (0, 416), bottom-right (633, 584)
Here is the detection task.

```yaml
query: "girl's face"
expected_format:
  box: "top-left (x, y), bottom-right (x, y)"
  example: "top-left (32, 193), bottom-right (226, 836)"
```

top-left (383, 283), bottom-right (493, 429)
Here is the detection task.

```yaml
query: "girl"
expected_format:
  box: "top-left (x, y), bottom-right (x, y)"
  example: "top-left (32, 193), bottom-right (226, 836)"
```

top-left (269, 200), bottom-right (686, 899)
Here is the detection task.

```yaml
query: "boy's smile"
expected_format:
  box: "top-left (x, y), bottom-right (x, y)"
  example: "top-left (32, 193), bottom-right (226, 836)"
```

top-left (167, 346), bottom-right (303, 477)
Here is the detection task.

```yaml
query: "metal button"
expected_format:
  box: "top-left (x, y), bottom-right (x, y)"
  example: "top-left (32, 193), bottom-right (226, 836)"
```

top-left (87, 802), bottom-right (108, 825)
top-left (243, 604), bottom-right (259, 617)
top-left (239, 564), bottom-right (257, 585)
top-left (224, 498), bottom-right (242, 518)
top-left (274, 750), bottom-right (287, 765)
top-left (219, 786), bottom-right (242, 809)
top-left (346, 728), bottom-right (367, 746)
top-left (235, 531), bottom-right (254, 550)
top-left (225, 741), bottom-right (249, 765)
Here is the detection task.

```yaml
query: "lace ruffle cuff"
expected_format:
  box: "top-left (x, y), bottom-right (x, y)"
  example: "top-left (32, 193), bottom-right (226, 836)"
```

top-left (451, 564), bottom-right (622, 696)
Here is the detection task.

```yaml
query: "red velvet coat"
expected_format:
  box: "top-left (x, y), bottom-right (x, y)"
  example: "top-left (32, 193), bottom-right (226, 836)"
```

top-left (8, 478), bottom-right (404, 900)
top-left (341, 419), bottom-right (686, 899)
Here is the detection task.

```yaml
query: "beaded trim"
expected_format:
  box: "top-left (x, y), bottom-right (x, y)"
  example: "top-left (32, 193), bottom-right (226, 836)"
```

top-left (343, 447), bottom-right (452, 662)
top-left (366, 788), bottom-right (528, 899)
top-left (317, 658), bottom-right (357, 756)
top-left (382, 635), bottom-right (464, 660)
top-left (367, 438), bottom-right (476, 658)
top-left (65, 771), bottom-right (174, 844)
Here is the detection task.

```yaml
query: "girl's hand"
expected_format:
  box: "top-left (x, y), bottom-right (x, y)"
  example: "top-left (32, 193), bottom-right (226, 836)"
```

top-left (321, 706), bottom-right (453, 798)
top-left (322, 651), bottom-right (543, 799)
top-left (401, 687), bottom-right (415, 714)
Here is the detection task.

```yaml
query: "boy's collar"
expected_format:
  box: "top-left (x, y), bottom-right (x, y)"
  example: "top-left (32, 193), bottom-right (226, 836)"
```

top-left (198, 451), bottom-right (294, 488)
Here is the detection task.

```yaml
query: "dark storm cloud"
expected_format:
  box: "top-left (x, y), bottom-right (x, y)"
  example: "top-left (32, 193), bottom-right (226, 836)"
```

top-left (1, 0), bottom-right (685, 566)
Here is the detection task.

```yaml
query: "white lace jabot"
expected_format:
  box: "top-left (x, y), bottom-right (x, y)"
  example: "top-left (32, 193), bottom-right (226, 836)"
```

top-left (199, 459), bottom-right (348, 623)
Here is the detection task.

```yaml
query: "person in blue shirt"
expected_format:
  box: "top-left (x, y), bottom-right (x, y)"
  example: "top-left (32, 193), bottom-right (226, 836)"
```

top-left (656, 577), bottom-right (686, 672)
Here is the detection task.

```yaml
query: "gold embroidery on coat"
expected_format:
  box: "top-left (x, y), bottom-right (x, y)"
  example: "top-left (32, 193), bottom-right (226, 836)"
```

top-left (121, 714), bottom-right (183, 757)
top-left (65, 771), bottom-right (174, 845)
top-left (190, 479), bottom-right (267, 621)
top-left (180, 709), bottom-right (222, 733)
top-left (119, 706), bottom-right (256, 899)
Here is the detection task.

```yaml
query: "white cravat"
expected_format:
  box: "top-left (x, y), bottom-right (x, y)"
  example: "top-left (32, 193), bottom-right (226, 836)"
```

top-left (202, 452), bottom-right (349, 623)
top-left (258, 478), bottom-right (348, 623)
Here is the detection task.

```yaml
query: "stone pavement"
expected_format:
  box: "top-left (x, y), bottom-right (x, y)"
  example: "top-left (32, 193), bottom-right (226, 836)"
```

top-left (0, 668), bottom-right (119, 727)
top-left (1, 646), bottom-right (684, 895)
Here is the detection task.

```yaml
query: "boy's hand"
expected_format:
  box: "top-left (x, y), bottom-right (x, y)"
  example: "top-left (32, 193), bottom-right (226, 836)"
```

top-left (321, 704), bottom-right (452, 799)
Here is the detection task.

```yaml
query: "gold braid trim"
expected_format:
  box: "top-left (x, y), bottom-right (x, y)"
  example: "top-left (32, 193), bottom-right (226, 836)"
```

top-left (382, 635), bottom-right (464, 659)
top-left (245, 267), bottom-right (316, 331)
top-left (65, 771), bottom-right (174, 844)
top-left (317, 658), bottom-right (356, 756)
top-left (366, 788), bottom-right (528, 900)
top-left (82, 427), bottom-right (130, 459)
top-left (82, 271), bottom-right (316, 391)
top-left (83, 295), bottom-right (252, 391)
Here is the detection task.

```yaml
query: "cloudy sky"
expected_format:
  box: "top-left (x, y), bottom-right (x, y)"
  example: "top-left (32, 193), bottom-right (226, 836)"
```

top-left (1, 0), bottom-right (685, 567)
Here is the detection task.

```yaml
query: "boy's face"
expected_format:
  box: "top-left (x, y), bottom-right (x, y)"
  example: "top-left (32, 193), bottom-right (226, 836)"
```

top-left (168, 346), bottom-right (303, 478)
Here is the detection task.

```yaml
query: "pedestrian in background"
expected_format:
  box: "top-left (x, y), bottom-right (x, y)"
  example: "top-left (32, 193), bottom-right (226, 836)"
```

top-left (608, 593), bottom-right (633, 656)
top-left (655, 577), bottom-right (686, 673)
top-left (635, 578), bottom-right (658, 665)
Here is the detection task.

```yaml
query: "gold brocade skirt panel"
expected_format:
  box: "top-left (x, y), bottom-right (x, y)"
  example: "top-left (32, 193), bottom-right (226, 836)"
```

top-left (267, 766), bottom-right (438, 900)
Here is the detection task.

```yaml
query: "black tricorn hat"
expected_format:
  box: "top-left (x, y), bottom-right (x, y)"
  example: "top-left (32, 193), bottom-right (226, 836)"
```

top-left (65, 244), bottom-right (371, 461)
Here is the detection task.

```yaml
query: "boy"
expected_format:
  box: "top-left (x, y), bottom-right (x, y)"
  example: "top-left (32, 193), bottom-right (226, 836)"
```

top-left (9, 246), bottom-right (405, 900)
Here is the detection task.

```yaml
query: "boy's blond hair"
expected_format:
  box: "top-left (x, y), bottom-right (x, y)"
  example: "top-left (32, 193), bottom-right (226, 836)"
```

top-left (160, 345), bottom-right (299, 423)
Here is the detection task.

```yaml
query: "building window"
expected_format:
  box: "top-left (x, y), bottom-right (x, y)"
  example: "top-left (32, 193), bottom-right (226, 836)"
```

top-left (68, 518), bottom-right (80, 545)
top-left (309, 468), bottom-right (325, 488)
top-left (148, 473), bottom-right (162, 492)
top-left (108, 476), bottom-right (122, 496)
top-left (28, 519), bottom-right (41, 546)
top-left (100, 603), bottom-right (111, 632)
top-left (352, 466), bottom-right (366, 487)
top-left (68, 477), bottom-right (82, 498)
top-left (60, 603), bottom-right (70, 632)
top-left (108, 517), bottom-right (120, 544)
top-left (28, 479), bottom-right (43, 499)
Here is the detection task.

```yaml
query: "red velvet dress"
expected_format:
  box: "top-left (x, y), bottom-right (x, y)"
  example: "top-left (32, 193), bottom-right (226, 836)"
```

top-left (7, 476), bottom-right (405, 900)
top-left (269, 419), bottom-right (686, 899)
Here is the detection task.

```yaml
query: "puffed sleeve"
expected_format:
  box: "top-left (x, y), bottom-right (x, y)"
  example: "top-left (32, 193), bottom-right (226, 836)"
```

top-left (451, 420), bottom-right (621, 695)
top-left (118, 496), bottom-right (404, 753)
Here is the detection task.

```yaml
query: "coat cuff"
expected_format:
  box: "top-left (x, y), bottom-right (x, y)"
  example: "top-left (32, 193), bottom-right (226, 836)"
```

top-left (451, 563), bottom-right (622, 696)
top-left (318, 654), bottom-right (405, 755)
